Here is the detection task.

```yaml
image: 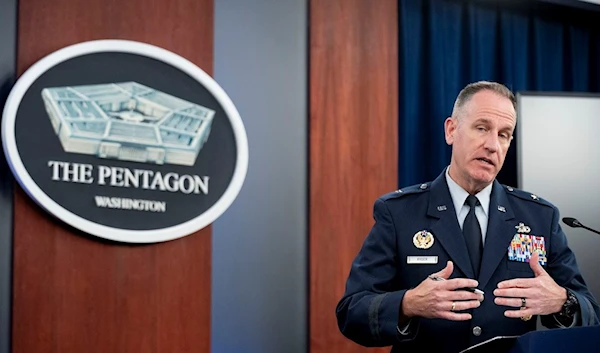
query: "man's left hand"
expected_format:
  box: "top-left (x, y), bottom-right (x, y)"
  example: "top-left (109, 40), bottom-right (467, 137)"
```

top-left (494, 252), bottom-right (567, 318)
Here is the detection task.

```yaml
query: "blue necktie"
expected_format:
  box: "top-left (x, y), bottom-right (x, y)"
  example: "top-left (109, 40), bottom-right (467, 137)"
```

top-left (464, 195), bottom-right (483, 278)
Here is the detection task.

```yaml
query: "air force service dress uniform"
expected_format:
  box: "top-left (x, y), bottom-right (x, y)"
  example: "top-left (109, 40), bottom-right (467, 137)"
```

top-left (336, 170), bottom-right (600, 353)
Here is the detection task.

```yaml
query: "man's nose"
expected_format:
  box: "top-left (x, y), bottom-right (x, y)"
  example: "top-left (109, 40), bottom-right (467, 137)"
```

top-left (484, 133), bottom-right (499, 152)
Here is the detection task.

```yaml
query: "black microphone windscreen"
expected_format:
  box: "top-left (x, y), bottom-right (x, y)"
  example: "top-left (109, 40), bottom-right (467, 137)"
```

top-left (562, 217), bottom-right (580, 228)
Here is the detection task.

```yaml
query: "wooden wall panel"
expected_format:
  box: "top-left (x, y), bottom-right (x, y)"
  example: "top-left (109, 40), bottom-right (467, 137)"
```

top-left (13, 0), bottom-right (213, 352)
top-left (309, 1), bottom-right (399, 352)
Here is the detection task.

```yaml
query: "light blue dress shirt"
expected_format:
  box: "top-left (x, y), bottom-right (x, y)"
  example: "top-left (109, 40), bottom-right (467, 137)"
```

top-left (445, 166), bottom-right (492, 244)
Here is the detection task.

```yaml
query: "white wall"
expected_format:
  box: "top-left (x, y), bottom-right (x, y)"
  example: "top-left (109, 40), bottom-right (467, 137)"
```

top-left (518, 93), bottom-right (600, 301)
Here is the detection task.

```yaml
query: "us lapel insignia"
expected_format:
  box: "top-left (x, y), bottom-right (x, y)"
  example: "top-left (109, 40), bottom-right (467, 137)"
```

top-left (413, 230), bottom-right (434, 249)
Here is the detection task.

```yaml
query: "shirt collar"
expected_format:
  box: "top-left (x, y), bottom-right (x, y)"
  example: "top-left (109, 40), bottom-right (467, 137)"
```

top-left (445, 166), bottom-right (492, 216)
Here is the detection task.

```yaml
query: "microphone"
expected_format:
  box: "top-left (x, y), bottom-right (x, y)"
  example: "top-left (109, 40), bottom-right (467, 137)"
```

top-left (562, 217), bottom-right (600, 235)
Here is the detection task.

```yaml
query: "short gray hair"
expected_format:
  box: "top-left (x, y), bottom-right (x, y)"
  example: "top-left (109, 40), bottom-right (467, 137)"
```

top-left (451, 81), bottom-right (516, 118)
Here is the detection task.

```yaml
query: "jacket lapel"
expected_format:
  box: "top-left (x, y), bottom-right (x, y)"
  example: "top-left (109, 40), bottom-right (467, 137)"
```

top-left (477, 180), bottom-right (515, 289)
top-left (426, 172), bottom-right (475, 278)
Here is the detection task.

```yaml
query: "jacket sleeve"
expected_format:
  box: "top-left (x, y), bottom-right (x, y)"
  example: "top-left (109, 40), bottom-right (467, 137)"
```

top-left (336, 198), bottom-right (418, 347)
top-left (541, 205), bottom-right (600, 328)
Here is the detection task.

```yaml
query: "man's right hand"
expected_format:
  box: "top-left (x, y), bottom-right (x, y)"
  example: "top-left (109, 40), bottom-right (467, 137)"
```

top-left (401, 261), bottom-right (484, 321)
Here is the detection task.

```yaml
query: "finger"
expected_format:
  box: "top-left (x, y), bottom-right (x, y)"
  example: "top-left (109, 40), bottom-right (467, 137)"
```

top-left (444, 278), bottom-right (479, 290)
top-left (434, 261), bottom-right (454, 279)
top-left (504, 308), bottom-right (535, 319)
top-left (450, 300), bottom-right (481, 312)
top-left (455, 287), bottom-right (485, 301)
top-left (497, 278), bottom-right (533, 289)
top-left (439, 312), bottom-right (473, 321)
top-left (493, 288), bottom-right (534, 298)
top-left (494, 297), bottom-right (530, 308)
top-left (447, 290), bottom-right (483, 302)
top-left (529, 252), bottom-right (546, 277)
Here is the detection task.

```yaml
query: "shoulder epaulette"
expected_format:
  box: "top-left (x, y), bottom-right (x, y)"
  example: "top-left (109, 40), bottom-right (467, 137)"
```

top-left (380, 182), bottom-right (430, 201)
top-left (502, 184), bottom-right (553, 208)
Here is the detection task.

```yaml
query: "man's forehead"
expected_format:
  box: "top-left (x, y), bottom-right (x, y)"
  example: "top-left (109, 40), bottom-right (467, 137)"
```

top-left (467, 91), bottom-right (515, 110)
top-left (463, 97), bottom-right (516, 122)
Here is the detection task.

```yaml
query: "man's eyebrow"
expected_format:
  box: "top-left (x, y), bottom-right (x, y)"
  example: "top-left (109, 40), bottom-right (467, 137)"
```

top-left (472, 118), bottom-right (491, 124)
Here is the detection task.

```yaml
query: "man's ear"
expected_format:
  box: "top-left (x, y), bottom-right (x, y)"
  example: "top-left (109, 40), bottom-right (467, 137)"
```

top-left (444, 117), bottom-right (456, 145)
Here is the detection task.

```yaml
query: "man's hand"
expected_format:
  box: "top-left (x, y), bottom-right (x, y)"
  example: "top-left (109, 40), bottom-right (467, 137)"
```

top-left (402, 261), bottom-right (484, 321)
top-left (494, 252), bottom-right (567, 319)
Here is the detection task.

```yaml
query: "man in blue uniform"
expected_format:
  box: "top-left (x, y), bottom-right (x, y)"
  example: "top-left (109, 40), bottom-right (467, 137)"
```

top-left (336, 81), bottom-right (600, 352)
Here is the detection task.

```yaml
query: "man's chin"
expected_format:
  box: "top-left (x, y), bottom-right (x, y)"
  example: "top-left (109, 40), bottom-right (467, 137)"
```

top-left (470, 171), bottom-right (495, 186)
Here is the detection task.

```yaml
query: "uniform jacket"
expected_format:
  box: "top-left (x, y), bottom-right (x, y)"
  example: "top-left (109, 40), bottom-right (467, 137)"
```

top-left (336, 170), bottom-right (600, 352)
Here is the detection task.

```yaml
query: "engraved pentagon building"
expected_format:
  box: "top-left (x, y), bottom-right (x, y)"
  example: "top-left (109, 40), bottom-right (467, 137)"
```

top-left (41, 82), bottom-right (215, 166)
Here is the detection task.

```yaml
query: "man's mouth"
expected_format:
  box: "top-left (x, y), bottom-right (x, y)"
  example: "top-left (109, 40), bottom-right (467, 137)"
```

top-left (476, 157), bottom-right (494, 166)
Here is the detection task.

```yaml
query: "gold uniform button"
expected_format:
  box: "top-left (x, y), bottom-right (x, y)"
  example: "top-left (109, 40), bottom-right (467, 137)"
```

top-left (472, 326), bottom-right (482, 336)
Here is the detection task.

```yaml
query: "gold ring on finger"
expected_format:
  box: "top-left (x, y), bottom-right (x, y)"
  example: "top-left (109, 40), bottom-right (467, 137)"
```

top-left (521, 313), bottom-right (532, 321)
top-left (451, 302), bottom-right (456, 312)
top-left (520, 299), bottom-right (532, 321)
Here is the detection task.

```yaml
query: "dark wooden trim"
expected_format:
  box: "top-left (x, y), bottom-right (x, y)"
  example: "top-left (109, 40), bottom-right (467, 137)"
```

top-left (0, 0), bottom-right (17, 352)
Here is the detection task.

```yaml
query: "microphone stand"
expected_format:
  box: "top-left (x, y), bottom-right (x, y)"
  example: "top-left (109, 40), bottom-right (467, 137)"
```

top-left (563, 217), bottom-right (600, 235)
